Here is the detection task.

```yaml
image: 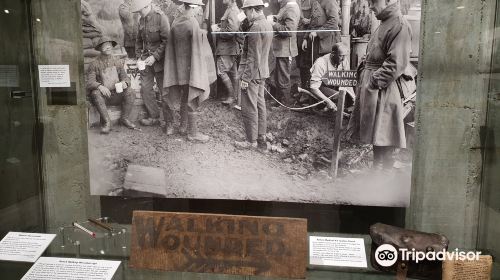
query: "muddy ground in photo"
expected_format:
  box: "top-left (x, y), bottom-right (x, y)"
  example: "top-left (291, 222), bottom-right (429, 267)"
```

top-left (88, 99), bottom-right (412, 207)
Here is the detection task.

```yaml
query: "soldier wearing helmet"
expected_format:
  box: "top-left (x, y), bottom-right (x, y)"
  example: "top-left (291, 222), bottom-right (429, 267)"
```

top-left (86, 37), bottom-right (136, 134)
top-left (234, 0), bottom-right (273, 150)
top-left (132, 0), bottom-right (170, 127)
top-left (162, 0), bottom-right (216, 142)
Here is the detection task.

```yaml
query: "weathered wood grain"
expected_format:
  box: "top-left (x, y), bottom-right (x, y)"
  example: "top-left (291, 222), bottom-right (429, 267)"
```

top-left (129, 211), bottom-right (308, 278)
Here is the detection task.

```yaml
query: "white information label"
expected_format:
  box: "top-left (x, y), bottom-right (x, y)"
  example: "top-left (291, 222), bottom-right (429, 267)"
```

top-left (21, 257), bottom-right (121, 280)
top-left (309, 236), bottom-right (368, 268)
top-left (0, 65), bottom-right (19, 87)
top-left (0, 232), bottom-right (56, 263)
top-left (38, 65), bottom-right (70, 87)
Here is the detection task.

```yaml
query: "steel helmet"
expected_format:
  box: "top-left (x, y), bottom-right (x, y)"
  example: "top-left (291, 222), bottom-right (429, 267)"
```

top-left (130, 0), bottom-right (152, 13)
top-left (241, 0), bottom-right (265, 9)
top-left (94, 36), bottom-right (118, 51)
top-left (179, 0), bottom-right (205, 6)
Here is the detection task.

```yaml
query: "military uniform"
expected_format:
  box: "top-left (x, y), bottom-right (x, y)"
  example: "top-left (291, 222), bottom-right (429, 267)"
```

top-left (119, 1), bottom-right (140, 58)
top-left (87, 54), bottom-right (135, 132)
top-left (216, 2), bottom-right (241, 104)
top-left (347, 3), bottom-right (412, 168)
top-left (297, 0), bottom-right (312, 88)
top-left (272, 0), bottom-right (300, 105)
top-left (162, 0), bottom-right (215, 142)
top-left (239, 14), bottom-right (273, 143)
top-left (153, 0), bottom-right (179, 25)
top-left (135, 6), bottom-right (170, 122)
top-left (299, 0), bottom-right (341, 88)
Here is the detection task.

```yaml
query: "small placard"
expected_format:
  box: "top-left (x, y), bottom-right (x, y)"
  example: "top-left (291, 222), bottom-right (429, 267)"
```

top-left (442, 255), bottom-right (492, 280)
top-left (21, 257), bottom-right (121, 280)
top-left (130, 211), bottom-right (308, 278)
top-left (0, 232), bottom-right (56, 263)
top-left (38, 65), bottom-right (70, 88)
top-left (322, 70), bottom-right (358, 87)
top-left (309, 236), bottom-right (367, 268)
top-left (0, 65), bottom-right (19, 87)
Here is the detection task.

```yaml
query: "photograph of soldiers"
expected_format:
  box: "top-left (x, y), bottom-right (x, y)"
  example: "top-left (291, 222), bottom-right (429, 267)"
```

top-left (162, 0), bottom-right (216, 142)
top-left (347, 0), bottom-right (413, 170)
top-left (269, 0), bottom-right (300, 106)
top-left (296, 42), bottom-right (353, 111)
top-left (119, 0), bottom-right (140, 58)
top-left (132, 0), bottom-right (170, 126)
top-left (234, 0), bottom-right (273, 150)
top-left (154, 0), bottom-right (182, 25)
top-left (85, 0), bottom-right (420, 206)
top-left (296, 0), bottom-right (312, 89)
top-left (349, 0), bottom-right (373, 38)
top-left (87, 37), bottom-right (136, 134)
top-left (155, 0), bottom-right (208, 28)
top-left (214, 0), bottom-right (241, 106)
top-left (298, 0), bottom-right (341, 89)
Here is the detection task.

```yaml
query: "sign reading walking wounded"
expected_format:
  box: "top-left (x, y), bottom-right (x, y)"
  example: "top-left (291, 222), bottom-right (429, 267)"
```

top-left (322, 70), bottom-right (358, 87)
top-left (129, 211), bottom-right (308, 278)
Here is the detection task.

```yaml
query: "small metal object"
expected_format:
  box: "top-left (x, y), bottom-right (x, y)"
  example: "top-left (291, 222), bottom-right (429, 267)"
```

top-left (121, 229), bottom-right (127, 250)
top-left (88, 218), bottom-right (113, 232)
top-left (74, 241), bottom-right (81, 258)
top-left (59, 227), bottom-right (66, 247)
top-left (73, 222), bottom-right (96, 238)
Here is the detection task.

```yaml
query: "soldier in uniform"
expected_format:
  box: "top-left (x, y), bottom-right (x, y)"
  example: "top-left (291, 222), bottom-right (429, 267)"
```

top-left (299, 0), bottom-right (341, 88)
top-left (271, 0), bottom-right (300, 106)
top-left (119, 0), bottom-right (140, 58)
top-left (234, 0), bottom-right (273, 150)
top-left (131, 0), bottom-right (170, 126)
top-left (348, 0), bottom-right (412, 169)
top-left (307, 42), bottom-right (351, 111)
top-left (162, 0), bottom-right (216, 142)
top-left (87, 37), bottom-right (136, 134)
top-left (296, 0), bottom-right (313, 88)
top-left (216, 0), bottom-right (241, 105)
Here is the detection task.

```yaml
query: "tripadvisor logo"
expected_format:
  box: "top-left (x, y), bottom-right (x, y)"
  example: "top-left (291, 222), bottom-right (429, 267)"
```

top-left (375, 244), bottom-right (398, 267)
top-left (374, 244), bottom-right (482, 267)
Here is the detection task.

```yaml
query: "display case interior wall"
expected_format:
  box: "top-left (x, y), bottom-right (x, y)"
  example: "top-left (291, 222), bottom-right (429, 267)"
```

top-left (478, 1), bottom-right (500, 277)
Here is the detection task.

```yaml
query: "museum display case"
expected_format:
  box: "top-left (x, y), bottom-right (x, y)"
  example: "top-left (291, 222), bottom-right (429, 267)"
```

top-left (0, 0), bottom-right (499, 279)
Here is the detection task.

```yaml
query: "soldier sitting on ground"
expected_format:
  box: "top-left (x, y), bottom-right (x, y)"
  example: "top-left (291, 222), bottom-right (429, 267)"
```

top-left (87, 37), bottom-right (136, 134)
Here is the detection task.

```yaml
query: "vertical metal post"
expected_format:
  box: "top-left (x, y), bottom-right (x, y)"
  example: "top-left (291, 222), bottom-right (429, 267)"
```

top-left (330, 89), bottom-right (346, 178)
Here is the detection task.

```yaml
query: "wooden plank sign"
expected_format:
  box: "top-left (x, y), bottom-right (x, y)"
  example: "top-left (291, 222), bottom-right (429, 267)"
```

top-left (322, 70), bottom-right (358, 87)
top-left (129, 211), bottom-right (308, 278)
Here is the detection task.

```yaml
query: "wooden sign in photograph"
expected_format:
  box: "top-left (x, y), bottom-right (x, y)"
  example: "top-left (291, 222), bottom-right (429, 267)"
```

top-left (129, 211), bottom-right (308, 278)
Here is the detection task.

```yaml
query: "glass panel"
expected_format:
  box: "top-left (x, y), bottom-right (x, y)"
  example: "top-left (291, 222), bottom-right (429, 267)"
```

top-left (0, 0), bottom-right (44, 278)
top-left (0, 0), bottom-right (44, 235)
top-left (478, 0), bottom-right (500, 277)
top-left (0, 0), bottom-right (498, 279)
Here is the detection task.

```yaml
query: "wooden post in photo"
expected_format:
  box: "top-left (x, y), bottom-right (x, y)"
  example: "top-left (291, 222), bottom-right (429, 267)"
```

top-left (341, 0), bottom-right (351, 36)
top-left (330, 89), bottom-right (346, 178)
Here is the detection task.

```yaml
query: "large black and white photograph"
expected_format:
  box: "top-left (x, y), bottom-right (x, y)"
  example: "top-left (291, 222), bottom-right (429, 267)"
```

top-left (85, 0), bottom-right (421, 206)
